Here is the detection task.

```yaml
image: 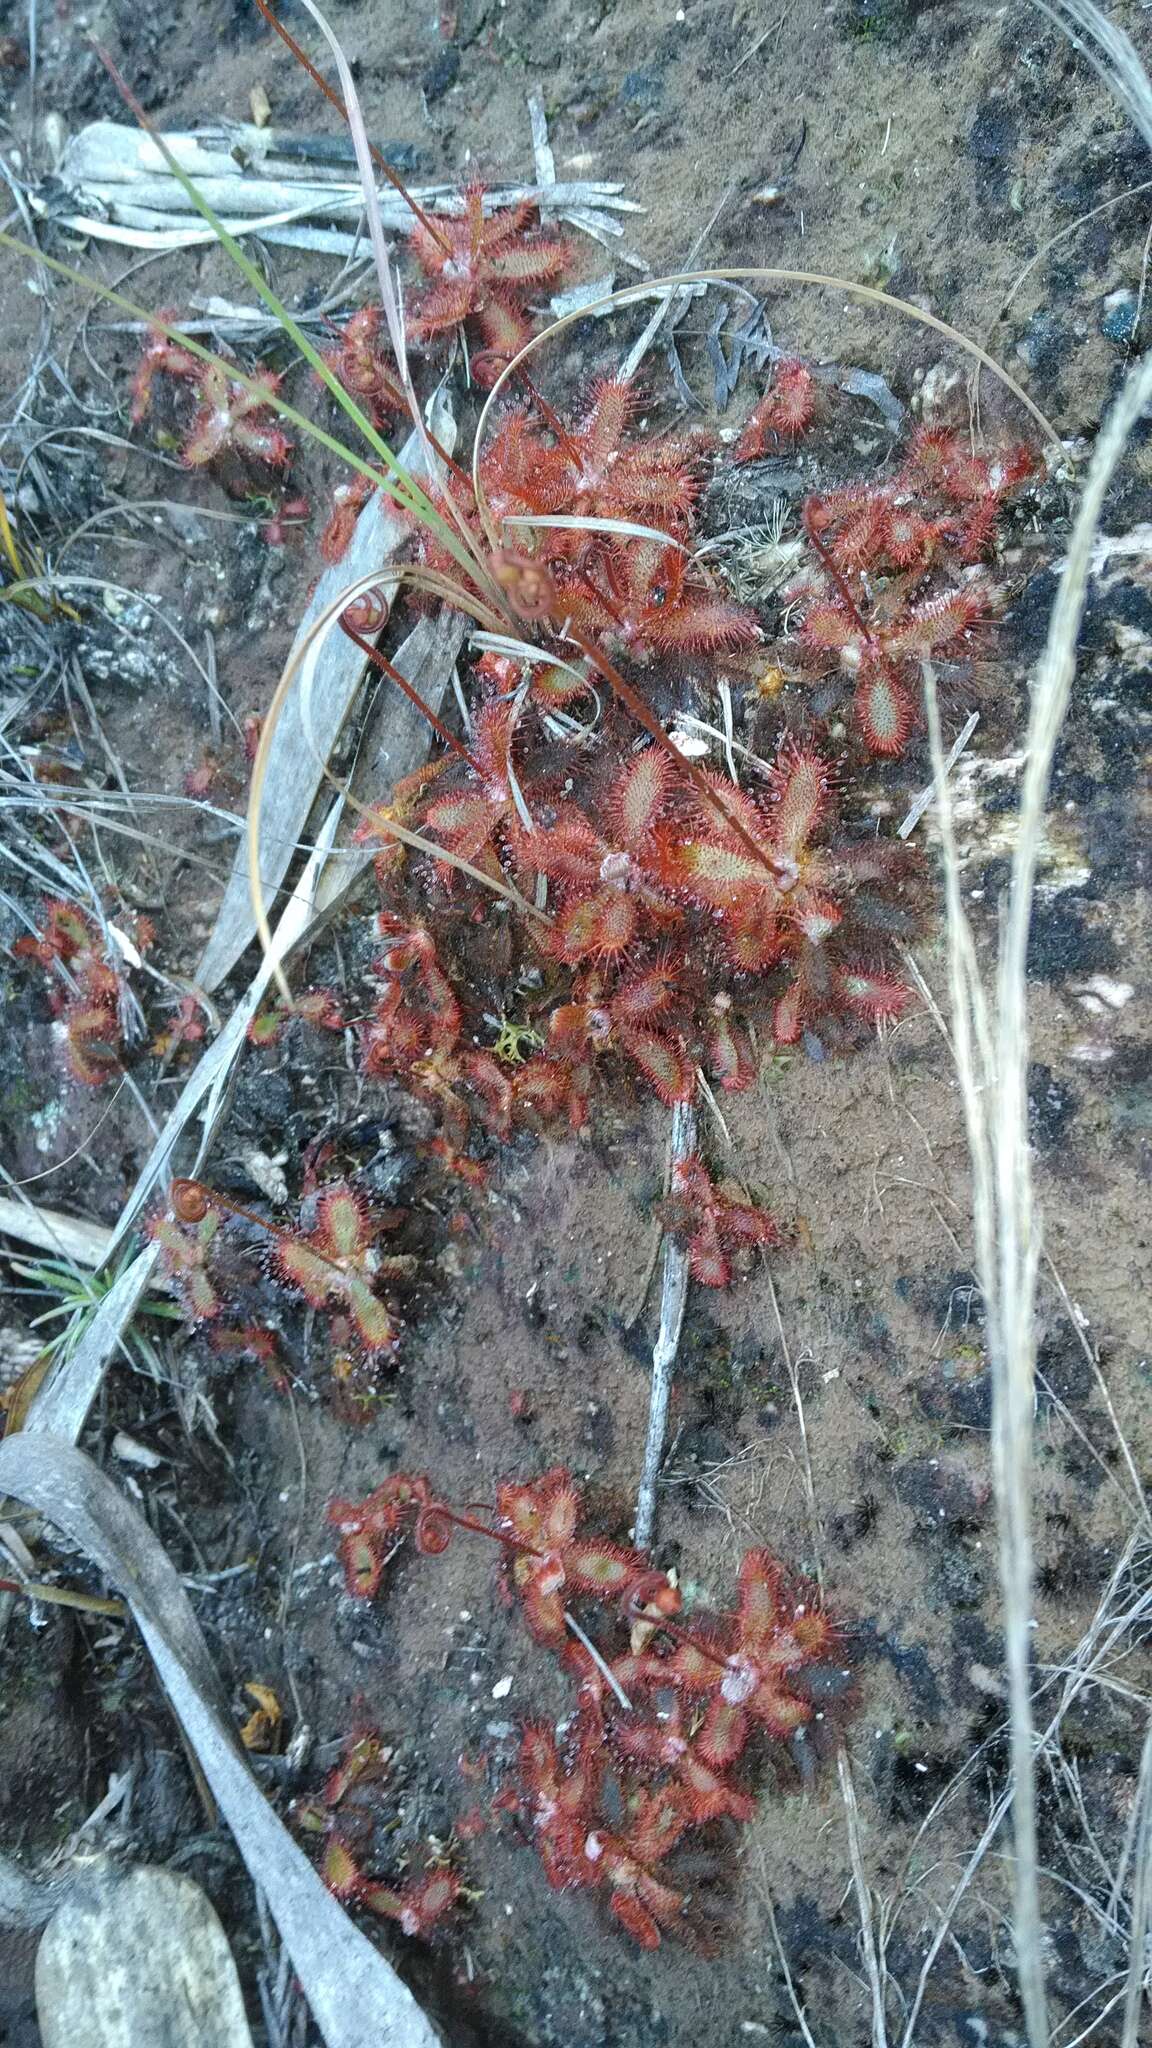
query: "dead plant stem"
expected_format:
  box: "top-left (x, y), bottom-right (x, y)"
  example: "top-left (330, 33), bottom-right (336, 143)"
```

top-left (634, 1101), bottom-right (696, 1551)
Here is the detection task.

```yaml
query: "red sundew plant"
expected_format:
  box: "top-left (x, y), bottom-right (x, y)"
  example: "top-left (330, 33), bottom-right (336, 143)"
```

top-left (554, 540), bottom-right (761, 662)
top-left (179, 361), bottom-right (293, 471)
top-left (416, 701), bottom-right (522, 877)
top-left (150, 1208), bottom-right (222, 1321)
top-left (516, 1714), bottom-right (695, 1950)
top-left (328, 1474), bottom-right (433, 1599)
top-left (657, 1154), bottom-right (782, 1288)
top-left (70, 286), bottom-right (1034, 1342)
top-left (321, 306), bottom-right (405, 431)
top-left (359, 916), bottom-right (513, 1150)
top-left (350, 759), bottom-right (450, 881)
top-left (293, 1713), bottom-right (464, 1942)
top-left (530, 746), bottom-right (678, 965)
top-left (14, 897), bottom-right (130, 1085)
top-left (489, 1466), bottom-right (681, 1646)
top-left (78, 37), bottom-right (1053, 1982)
top-left (733, 357), bottom-right (819, 459)
top-left (131, 320), bottom-right (293, 477)
top-left (320, 472), bottom-right (377, 564)
top-left (182, 750), bottom-right (226, 802)
top-left (404, 372), bottom-right (704, 619)
top-left (208, 1321), bottom-right (287, 1393)
top-left (482, 375), bottom-right (705, 542)
top-left (271, 1183), bottom-right (399, 1355)
top-left (354, 711), bottom-right (923, 1158)
top-left (784, 425), bottom-right (1035, 756)
top-left (247, 986), bottom-right (346, 1047)
top-left (150, 990), bottom-right (208, 1060)
top-left (325, 1465), bottom-right (849, 1950)
top-left (544, 965), bottom-right (696, 1111)
top-left (407, 182), bottom-right (571, 387)
top-left (154, 1177), bottom-right (412, 1378)
top-left (129, 308), bottom-right (199, 423)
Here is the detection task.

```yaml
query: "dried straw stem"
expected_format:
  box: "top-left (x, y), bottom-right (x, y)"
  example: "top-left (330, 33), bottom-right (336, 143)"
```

top-left (924, 346), bottom-right (1152, 2048)
top-left (634, 1101), bottom-right (696, 1551)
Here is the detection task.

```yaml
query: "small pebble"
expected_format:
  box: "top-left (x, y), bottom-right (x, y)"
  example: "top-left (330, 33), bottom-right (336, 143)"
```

top-left (112, 1432), bottom-right (163, 1470)
top-left (1100, 288), bottom-right (1141, 346)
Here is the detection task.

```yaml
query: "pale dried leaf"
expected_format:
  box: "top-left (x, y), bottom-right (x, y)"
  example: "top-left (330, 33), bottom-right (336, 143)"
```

top-left (0, 1435), bottom-right (442, 2048)
top-left (196, 407), bottom-right (452, 993)
top-left (0, 1198), bottom-right (112, 1270)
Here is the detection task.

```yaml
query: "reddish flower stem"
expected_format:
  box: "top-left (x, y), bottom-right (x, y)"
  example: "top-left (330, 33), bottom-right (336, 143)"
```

top-left (339, 621), bottom-right (483, 774)
top-left (251, 0), bottom-right (454, 257)
top-left (514, 369), bottom-right (584, 470)
top-left (169, 1177), bottom-right (348, 1277)
top-left (424, 1502), bottom-right (534, 1555)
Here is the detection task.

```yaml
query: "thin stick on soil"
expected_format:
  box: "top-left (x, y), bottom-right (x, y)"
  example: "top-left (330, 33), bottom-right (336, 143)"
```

top-left (766, 1254), bottom-right (889, 2043)
top-left (1042, 1253), bottom-right (1152, 1536)
top-left (765, 1266), bottom-right (824, 1594)
top-left (896, 1784), bottom-right (1015, 2048)
top-left (634, 1100), bottom-right (696, 1551)
top-left (564, 1611), bottom-right (634, 1710)
top-left (838, 1747), bottom-right (892, 2048)
top-left (759, 1856), bottom-right (821, 2048)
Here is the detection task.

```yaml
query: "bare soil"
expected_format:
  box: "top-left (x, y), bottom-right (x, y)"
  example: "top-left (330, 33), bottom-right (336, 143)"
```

top-left (1, 3), bottom-right (1151, 2046)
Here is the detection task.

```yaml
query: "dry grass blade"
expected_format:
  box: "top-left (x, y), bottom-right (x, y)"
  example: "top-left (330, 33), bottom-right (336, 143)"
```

top-left (1031, 0), bottom-right (1152, 152)
top-left (1042, 1257), bottom-right (1152, 1534)
top-left (255, 0), bottom-right (495, 583)
top-left (0, 1434), bottom-right (442, 2048)
top-left (1120, 1716), bottom-right (1152, 2046)
top-left (759, 1859), bottom-right (820, 2048)
top-left (470, 632), bottom-right (592, 698)
top-left (247, 563), bottom-right (545, 1003)
top-left (0, 1577), bottom-right (126, 1618)
top-left (897, 711), bottom-right (980, 840)
top-left (290, 2), bottom-right (418, 437)
top-left (308, 607), bottom-right (468, 922)
top-left (984, 179), bottom-right (1152, 346)
top-left (837, 1748), bottom-right (890, 2048)
top-left (501, 514), bottom-right (686, 551)
top-left (47, 119), bottom-right (640, 248)
top-left (924, 662), bottom-right (1045, 2048)
top-left (250, 0), bottom-right (451, 253)
top-left (924, 345), bottom-right (1152, 2048)
top-left (0, 1197), bottom-right (112, 1269)
top-left (764, 1267), bottom-right (888, 2043)
top-left (896, 1784), bottom-right (1015, 2048)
